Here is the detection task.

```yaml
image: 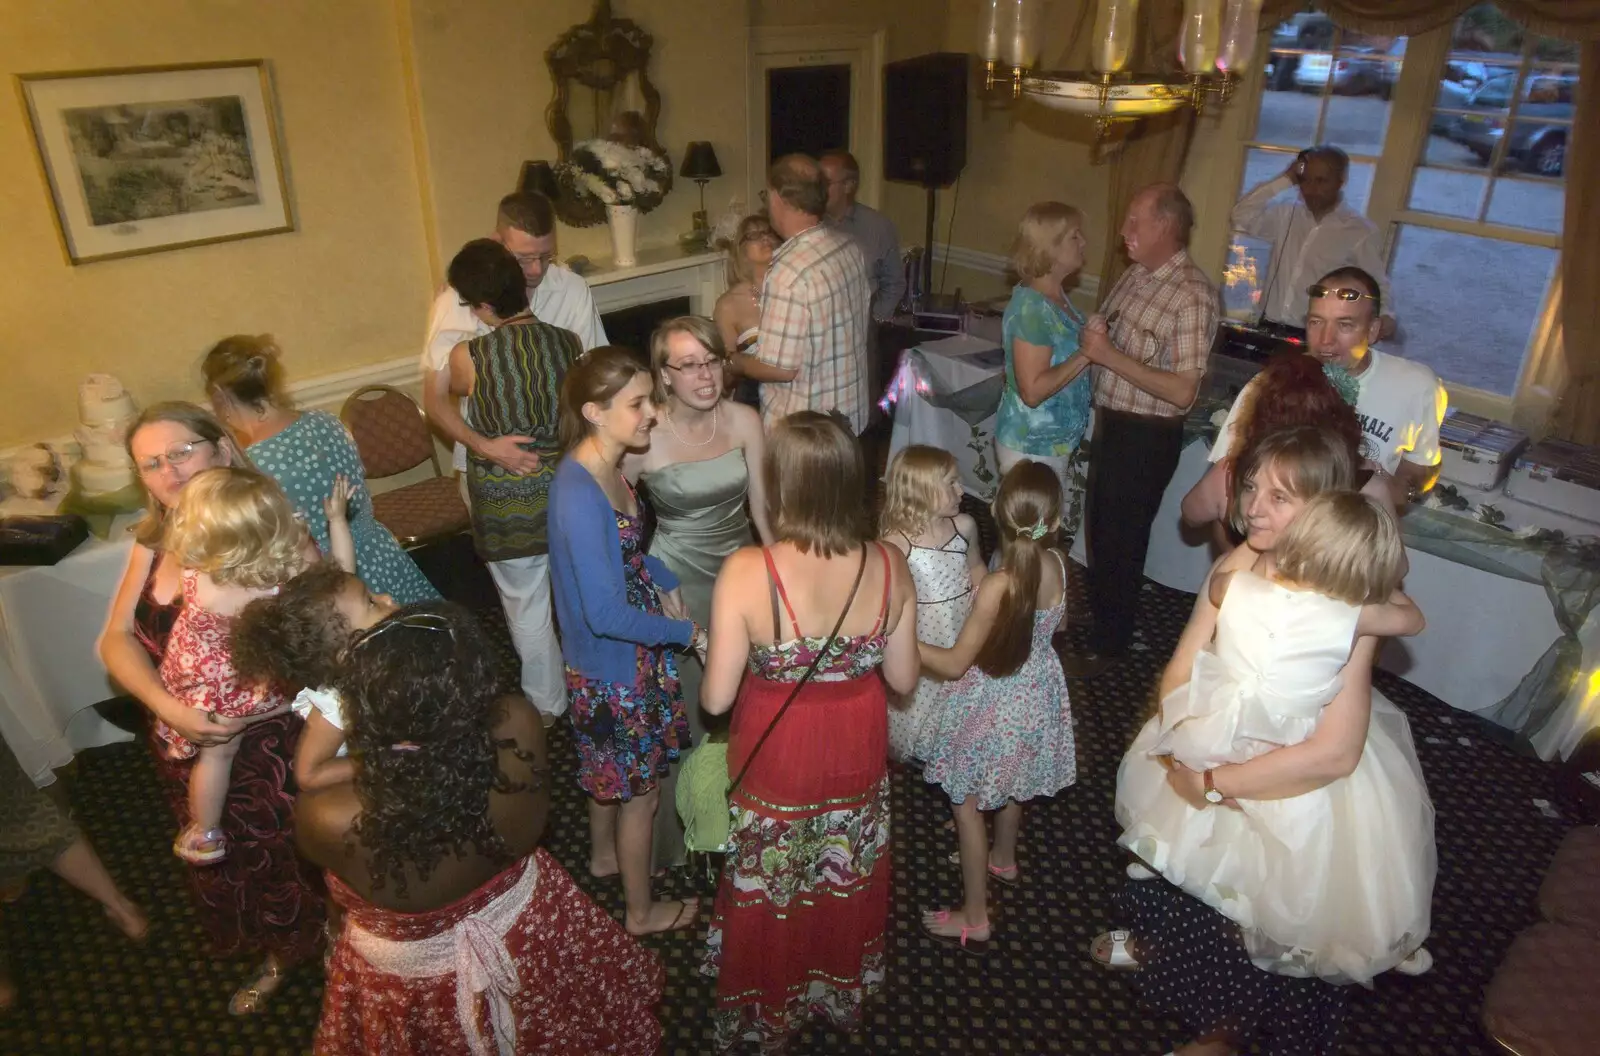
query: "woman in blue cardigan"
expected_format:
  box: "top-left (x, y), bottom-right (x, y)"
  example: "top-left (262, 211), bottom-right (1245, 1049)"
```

top-left (549, 346), bottom-right (707, 936)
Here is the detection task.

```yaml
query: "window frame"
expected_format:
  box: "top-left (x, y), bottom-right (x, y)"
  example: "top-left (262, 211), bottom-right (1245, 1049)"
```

top-left (1186, 11), bottom-right (1570, 422)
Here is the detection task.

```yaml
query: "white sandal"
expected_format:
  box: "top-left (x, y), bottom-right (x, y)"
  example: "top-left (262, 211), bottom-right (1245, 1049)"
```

top-left (1090, 929), bottom-right (1142, 970)
top-left (1395, 947), bottom-right (1434, 976)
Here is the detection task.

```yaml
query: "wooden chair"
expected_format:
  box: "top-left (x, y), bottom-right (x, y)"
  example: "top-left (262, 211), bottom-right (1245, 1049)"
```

top-left (339, 385), bottom-right (469, 549)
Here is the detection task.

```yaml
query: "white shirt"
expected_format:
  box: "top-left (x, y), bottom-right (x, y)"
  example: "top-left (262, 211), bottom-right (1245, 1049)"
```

top-left (422, 263), bottom-right (608, 471)
top-left (1209, 349), bottom-right (1446, 475)
top-left (1231, 176), bottom-right (1396, 327)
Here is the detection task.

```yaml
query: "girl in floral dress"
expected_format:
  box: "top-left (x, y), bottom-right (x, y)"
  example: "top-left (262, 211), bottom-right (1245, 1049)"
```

top-left (699, 412), bottom-right (920, 1052)
top-left (918, 460), bottom-right (1077, 952)
top-left (548, 347), bottom-right (705, 936)
top-left (159, 467), bottom-right (354, 865)
top-left (879, 445), bottom-right (985, 763)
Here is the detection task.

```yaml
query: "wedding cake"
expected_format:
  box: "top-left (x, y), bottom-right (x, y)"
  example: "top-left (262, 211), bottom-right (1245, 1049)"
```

top-left (73, 374), bottom-right (139, 497)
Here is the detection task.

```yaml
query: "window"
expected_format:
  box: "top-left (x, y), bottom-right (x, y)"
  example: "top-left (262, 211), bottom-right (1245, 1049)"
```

top-left (1218, 4), bottom-right (1575, 411)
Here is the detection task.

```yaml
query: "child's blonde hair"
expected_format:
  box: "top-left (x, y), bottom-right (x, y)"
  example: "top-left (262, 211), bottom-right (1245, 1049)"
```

top-left (163, 467), bottom-right (307, 589)
top-left (978, 460), bottom-right (1062, 678)
top-left (1275, 492), bottom-right (1405, 605)
top-left (880, 446), bottom-right (958, 539)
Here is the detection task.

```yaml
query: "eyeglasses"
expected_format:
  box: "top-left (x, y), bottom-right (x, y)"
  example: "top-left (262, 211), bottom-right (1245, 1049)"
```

top-left (664, 359), bottom-right (726, 376)
top-left (1306, 284), bottom-right (1375, 303)
top-left (511, 251), bottom-right (557, 268)
top-left (136, 439), bottom-right (212, 475)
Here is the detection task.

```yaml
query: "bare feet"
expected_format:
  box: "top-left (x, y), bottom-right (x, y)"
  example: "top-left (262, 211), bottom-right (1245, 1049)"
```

top-left (624, 898), bottom-right (699, 937)
top-left (588, 854), bottom-right (620, 880)
top-left (1089, 929), bottom-right (1142, 970)
top-left (105, 898), bottom-right (149, 942)
top-left (228, 955), bottom-right (287, 1016)
top-left (920, 906), bottom-right (991, 941)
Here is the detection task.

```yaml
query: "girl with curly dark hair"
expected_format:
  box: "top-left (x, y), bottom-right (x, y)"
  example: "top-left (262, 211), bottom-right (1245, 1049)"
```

top-left (232, 563), bottom-right (398, 792)
top-left (295, 601), bottom-right (664, 1055)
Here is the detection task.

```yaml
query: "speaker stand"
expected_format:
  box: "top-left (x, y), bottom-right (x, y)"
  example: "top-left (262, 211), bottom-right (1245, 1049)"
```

top-left (921, 184), bottom-right (936, 300)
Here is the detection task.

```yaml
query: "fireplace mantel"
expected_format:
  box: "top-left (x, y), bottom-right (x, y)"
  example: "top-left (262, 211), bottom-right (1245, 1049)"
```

top-left (583, 245), bottom-right (726, 317)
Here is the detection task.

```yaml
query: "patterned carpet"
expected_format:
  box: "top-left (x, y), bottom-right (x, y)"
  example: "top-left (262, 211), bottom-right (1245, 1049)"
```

top-left (0, 528), bottom-right (1576, 1054)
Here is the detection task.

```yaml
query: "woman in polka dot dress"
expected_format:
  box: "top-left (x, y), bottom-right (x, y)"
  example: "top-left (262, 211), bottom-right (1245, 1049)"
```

top-left (204, 335), bottom-right (439, 604)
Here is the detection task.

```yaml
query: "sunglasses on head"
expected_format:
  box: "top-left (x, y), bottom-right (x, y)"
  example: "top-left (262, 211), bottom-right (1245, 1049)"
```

top-left (1307, 284), bottom-right (1375, 302)
top-left (350, 611), bottom-right (458, 654)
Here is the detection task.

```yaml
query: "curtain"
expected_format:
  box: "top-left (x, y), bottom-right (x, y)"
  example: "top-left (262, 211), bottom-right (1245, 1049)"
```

top-left (1096, 3), bottom-right (1200, 297)
top-left (1254, 1), bottom-right (1600, 442)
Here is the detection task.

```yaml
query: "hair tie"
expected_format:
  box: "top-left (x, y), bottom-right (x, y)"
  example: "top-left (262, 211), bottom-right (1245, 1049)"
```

top-left (389, 742), bottom-right (422, 753)
top-left (1017, 521), bottom-right (1049, 541)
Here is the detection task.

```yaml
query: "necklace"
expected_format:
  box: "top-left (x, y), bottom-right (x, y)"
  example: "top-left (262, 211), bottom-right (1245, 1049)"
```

top-left (665, 404), bottom-right (718, 447)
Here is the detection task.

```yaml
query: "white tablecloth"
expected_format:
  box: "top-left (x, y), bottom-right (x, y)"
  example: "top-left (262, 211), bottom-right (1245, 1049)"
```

top-left (0, 518), bottom-right (138, 786)
top-left (1144, 441), bottom-right (1590, 734)
top-left (886, 333), bottom-right (1009, 499)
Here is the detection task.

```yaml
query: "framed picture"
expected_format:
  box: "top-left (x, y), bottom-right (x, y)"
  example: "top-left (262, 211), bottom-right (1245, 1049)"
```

top-left (18, 61), bottom-right (292, 265)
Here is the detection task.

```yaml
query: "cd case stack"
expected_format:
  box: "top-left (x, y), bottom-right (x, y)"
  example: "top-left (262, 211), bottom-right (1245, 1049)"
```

top-left (1437, 411), bottom-right (1529, 490)
top-left (1504, 438), bottom-right (1600, 525)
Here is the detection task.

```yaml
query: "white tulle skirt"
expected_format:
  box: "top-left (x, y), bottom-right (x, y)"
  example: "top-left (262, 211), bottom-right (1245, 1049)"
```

top-left (1114, 691), bottom-right (1437, 986)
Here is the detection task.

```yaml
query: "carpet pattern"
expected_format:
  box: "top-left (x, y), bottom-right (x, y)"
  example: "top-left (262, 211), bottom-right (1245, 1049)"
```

top-left (0, 540), bottom-right (1576, 1054)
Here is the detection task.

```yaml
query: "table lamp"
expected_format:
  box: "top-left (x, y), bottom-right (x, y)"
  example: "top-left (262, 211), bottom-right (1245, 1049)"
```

top-left (517, 160), bottom-right (560, 201)
top-left (679, 141), bottom-right (721, 248)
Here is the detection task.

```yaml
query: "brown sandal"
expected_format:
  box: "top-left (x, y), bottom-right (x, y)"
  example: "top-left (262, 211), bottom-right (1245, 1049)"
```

top-left (228, 958), bottom-right (286, 1015)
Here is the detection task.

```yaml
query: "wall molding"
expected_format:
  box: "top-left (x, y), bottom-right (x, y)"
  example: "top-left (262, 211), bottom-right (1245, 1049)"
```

top-left (933, 243), bottom-right (1101, 302)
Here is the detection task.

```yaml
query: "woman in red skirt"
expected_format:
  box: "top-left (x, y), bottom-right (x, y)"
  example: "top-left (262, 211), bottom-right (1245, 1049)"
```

top-left (700, 411), bottom-right (920, 1052)
top-left (295, 601), bottom-right (663, 1055)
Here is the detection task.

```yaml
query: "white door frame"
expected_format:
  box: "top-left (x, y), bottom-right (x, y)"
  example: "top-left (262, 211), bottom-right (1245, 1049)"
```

top-left (747, 25), bottom-right (886, 209)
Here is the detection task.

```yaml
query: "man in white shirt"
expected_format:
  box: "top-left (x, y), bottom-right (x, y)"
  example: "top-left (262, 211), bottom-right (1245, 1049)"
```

top-left (1208, 266), bottom-right (1446, 510)
top-left (422, 191), bottom-right (607, 478)
top-left (420, 192), bottom-right (606, 723)
top-left (1232, 146), bottom-right (1398, 340)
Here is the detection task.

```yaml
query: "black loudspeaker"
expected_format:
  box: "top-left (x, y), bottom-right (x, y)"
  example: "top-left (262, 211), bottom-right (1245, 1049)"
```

top-left (884, 52), bottom-right (969, 188)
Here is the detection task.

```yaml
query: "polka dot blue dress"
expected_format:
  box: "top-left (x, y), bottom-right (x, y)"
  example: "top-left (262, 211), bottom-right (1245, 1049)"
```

top-left (248, 410), bottom-right (440, 604)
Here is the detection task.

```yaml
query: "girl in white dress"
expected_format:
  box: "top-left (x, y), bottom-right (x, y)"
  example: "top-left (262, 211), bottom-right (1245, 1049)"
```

top-left (1116, 490), bottom-right (1434, 985)
top-left (917, 461), bottom-right (1076, 952)
top-left (879, 446), bottom-right (985, 762)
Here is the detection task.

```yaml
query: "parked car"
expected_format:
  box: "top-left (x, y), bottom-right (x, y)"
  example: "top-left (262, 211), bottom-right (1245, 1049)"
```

top-left (1430, 59), bottom-right (1492, 135)
top-left (1294, 37), bottom-right (1404, 97)
top-left (1448, 72), bottom-right (1574, 176)
top-left (1265, 13), bottom-right (1334, 91)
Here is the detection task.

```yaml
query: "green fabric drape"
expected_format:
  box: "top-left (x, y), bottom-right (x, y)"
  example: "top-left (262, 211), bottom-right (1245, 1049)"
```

top-left (1249, 1), bottom-right (1600, 443)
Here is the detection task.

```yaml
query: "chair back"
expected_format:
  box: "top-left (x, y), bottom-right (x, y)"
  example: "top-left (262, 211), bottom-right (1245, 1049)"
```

top-left (340, 385), bottom-right (441, 479)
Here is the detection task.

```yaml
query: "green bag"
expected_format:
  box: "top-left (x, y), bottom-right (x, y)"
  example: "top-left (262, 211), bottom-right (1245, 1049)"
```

top-left (675, 733), bottom-right (732, 854)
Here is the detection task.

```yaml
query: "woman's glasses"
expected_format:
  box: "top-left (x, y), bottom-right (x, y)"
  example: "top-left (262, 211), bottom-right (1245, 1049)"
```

top-left (1306, 284), bottom-right (1374, 302)
top-left (136, 440), bottom-right (212, 475)
top-left (664, 358), bottom-right (726, 377)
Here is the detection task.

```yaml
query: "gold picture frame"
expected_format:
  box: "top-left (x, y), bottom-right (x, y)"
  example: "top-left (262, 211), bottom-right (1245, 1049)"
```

top-left (18, 60), bottom-right (293, 265)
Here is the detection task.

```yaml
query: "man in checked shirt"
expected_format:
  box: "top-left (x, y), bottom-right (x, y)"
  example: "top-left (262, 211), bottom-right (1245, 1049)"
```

top-left (734, 154), bottom-right (872, 434)
top-left (1067, 183), bottom-right (1219, 680)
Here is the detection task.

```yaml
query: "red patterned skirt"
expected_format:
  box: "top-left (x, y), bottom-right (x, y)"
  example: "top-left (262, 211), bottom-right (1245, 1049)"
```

top-left (149, 712), bottom-right (325, 964)
top-left (315, 849), bottom-right (663, 1055)
top-left (702, 671), bottom-right (891, 1052)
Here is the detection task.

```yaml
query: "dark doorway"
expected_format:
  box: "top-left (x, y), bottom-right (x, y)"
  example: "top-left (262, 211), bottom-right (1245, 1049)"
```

top-left (600, 296), bottom-right (693, 360)
top-left (768, 65), bottom-right (850, 161)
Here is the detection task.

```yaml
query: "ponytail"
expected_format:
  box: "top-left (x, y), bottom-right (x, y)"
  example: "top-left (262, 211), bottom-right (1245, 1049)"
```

top-left (974, 461), bottom-right (1062, 678)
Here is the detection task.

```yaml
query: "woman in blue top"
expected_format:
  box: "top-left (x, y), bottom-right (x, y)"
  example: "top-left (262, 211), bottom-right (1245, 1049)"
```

top-left (203, 336), bottom-right (439, 605)
top-left (996, 202), bottom-right (1094, 540)
top-left (549, 346), bottom-right (705, 937)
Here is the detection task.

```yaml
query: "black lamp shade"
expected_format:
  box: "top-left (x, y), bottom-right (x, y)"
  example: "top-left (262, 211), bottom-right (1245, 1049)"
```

top-left (680, 141), bottom-right (722, 181)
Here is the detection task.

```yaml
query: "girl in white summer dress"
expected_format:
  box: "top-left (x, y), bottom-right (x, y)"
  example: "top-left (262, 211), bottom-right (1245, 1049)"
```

top-left (879, 446), bottom-right (985, 762)
top-left (1115, 492), bottom-right (1435, 985)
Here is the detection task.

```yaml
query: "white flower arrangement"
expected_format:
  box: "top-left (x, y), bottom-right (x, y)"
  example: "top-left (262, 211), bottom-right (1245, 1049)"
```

top-left (560, 137), bottom-right (672, 214)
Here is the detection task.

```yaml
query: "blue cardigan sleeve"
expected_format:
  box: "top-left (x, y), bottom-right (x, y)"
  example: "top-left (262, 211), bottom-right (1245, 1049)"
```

top-left (643, 554), bottom-right (679, 591)
top-left (551, 470), bottom-right (694, 648)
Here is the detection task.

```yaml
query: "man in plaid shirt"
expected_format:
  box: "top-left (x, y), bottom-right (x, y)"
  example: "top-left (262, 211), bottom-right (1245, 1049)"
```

top-left (740, 154), bottom-right (872, 434)
top-left (1068, 183), bottom-right (1219, 679)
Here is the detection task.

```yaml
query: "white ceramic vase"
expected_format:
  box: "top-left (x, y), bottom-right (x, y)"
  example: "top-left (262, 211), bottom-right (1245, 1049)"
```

top-left (607, 203), bottom-right (639, 267)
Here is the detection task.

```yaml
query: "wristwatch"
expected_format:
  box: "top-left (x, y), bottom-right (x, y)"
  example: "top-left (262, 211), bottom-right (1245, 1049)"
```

top-left (1203, 769), bottom-right (1225, 805)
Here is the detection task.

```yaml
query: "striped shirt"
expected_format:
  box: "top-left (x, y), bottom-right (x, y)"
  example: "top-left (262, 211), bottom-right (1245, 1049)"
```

top-left (464, 320), bottom-right (581, 560)
top-left (1093, 250), bottom-right (1220, 418)
top-left (758, 223), bottom-right (872, 433)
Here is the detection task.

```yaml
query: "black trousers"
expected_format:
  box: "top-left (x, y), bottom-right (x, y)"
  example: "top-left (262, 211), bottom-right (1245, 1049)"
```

top-left (1084, 407), bottom-right (1187, 655)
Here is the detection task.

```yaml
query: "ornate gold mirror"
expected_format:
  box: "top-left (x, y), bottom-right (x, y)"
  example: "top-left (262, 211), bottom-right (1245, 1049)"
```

top-left (545, 0), bottom-right (672, 226)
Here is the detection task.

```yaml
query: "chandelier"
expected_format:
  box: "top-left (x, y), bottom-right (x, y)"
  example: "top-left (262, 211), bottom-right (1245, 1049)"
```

top-left (981, 0), bottom-right (1265, 136)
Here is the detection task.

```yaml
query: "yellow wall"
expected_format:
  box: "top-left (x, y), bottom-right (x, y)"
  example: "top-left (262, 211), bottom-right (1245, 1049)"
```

top-left (408, 0), bottom-right (750, 276)
top-left (0, 0), bottom-right (432, 448)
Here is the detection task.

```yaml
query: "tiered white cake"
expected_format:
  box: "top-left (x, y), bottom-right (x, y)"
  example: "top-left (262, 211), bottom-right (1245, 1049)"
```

top-left (73, 374), bottom-right (139, 496)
